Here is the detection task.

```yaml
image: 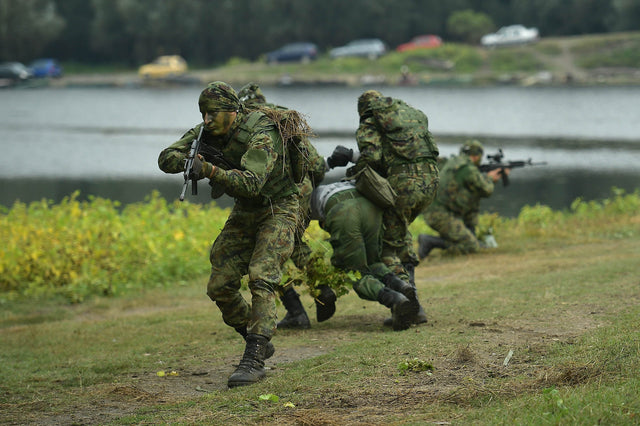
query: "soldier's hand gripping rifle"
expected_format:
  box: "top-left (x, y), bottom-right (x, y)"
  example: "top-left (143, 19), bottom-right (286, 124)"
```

top-left (478, 149), bottom-right (547, 186)
top-left (179, 124), bottom-right (205, 201)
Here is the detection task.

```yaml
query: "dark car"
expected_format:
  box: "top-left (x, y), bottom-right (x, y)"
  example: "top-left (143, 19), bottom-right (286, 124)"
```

top-left (266, 42), bottom-right (318, 64)
top-left (0, 62), bottom-right (33, 82)
top-left (29, 58), bottom-right (63, 78)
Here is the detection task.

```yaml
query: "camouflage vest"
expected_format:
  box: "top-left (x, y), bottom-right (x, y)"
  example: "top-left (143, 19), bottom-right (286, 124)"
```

top-left (228, 111), bottom-right (298, 200)
top-left (371, 98), bottom-right (439, 164)
top-left (435, 154), bottom-right (480, 215)
top-left (239, 106), bottom-right (315, 186)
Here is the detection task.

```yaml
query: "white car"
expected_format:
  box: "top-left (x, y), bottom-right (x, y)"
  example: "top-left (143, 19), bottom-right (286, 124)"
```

top-left (329, 39), bottom-right (387, 59)
top-left (481, 25), bottom-right (539, 47)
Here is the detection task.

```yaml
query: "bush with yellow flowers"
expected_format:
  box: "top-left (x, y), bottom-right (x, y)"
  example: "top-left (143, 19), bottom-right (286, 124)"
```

top-left (2, 187), bottom-right (638, 303)
top-left (0, 191), bottom-right (226, 302)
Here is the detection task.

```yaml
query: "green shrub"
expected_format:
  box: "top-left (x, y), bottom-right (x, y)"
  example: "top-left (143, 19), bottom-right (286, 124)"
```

top-left (2, 188), bottom-right (638, 303)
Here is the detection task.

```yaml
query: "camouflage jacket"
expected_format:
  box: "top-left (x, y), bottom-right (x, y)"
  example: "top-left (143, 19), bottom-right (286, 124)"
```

top-left (350, 97), bottom-right (438, 177)
top-left (432, 154), bottom-right (494, 216)
top-left (158, 111), bottom-right (298, 204)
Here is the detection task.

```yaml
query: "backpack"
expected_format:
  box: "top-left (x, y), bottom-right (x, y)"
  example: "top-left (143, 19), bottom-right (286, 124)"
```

top-left (241, 110), bottom-right (313, 185)
top-left (371, 98), bottom-right (438, 161)
top-left (286, 134), bottom-right (313, 185)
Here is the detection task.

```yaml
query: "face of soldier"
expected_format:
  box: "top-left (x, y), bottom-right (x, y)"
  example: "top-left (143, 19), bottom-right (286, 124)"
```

top-left (470, 154), bottom-right (482, 166)
top-left (204, 110), bottom-right (237, 136)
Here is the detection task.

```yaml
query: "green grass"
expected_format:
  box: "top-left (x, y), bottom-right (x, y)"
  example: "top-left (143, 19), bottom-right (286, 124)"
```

top-left (1, 189), bottom-right (639, 423)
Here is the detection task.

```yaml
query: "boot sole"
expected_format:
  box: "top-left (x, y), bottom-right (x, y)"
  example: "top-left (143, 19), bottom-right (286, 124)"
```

top-left (228, 375), bottom-right (265, 388)
top-left (392, 300), bottom-right (419, 331)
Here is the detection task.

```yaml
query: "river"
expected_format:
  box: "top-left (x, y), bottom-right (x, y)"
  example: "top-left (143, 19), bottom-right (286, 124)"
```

top-left (1, 84), bottom-right (639, 217)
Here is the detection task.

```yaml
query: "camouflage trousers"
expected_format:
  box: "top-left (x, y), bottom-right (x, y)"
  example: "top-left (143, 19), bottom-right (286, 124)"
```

top-left (324, 190), bottom-right (392, 301)
top-left (206, 195), bottom-right (298, 339)
top-left (382, 162), bottom-right (439, 279)
top-left (423, 204), bottom-right (480, 254)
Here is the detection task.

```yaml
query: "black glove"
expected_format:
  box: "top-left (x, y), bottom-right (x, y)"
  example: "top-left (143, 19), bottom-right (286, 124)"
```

top-left (188, 155), bottom-right (215, 180)
top-left (188, 155), bottom-right (204, 180)
top-left (326, 145), bottom-right (353, 169)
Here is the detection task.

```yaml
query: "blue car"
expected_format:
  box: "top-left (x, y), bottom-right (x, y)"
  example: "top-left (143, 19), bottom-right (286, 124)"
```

top-left (29, 58), bottom-right (63, 78)
top-left (266, 42), bottom-right (318, 64)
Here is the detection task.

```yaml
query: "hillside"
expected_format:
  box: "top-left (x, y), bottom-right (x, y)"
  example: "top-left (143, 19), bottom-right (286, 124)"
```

top-left (54, 31), bottom-right (640, 88)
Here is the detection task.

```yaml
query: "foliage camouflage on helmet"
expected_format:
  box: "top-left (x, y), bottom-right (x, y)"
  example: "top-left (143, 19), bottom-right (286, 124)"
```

top-left (357, 90), bottom-right (382, 116)
top-left (238, 82), bottom-right (267, 105)
top-left (198, 81), bottom-right (240, 114)
top-left (460, 139), bottom-right (484, 156)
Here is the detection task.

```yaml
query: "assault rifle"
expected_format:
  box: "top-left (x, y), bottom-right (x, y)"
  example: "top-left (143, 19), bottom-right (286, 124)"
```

top-left (478, 149), bottom-right (547, 186)
top-left (197, 143), bottom-right (237, 171)
top-left (179, 124), bottom-right (205, 201)
top-left (179, 125), bottom-right (239, 201)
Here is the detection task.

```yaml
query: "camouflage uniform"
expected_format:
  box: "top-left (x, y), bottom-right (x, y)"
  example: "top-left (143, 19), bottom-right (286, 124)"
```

top-left (158, 82), bottom-right (299, 340)
top-left (310, 181), bottom-right (422, 330)
top-left (238, 82), bottom-right (326, 270)
top-left (422, 143), bottom-right (494, 254)
top-left (312, 182), bottom-right (387, 300)
top-left (237, 82), bottom-right (333, 328)
top-left (348, 91), bottom-right (439, 281)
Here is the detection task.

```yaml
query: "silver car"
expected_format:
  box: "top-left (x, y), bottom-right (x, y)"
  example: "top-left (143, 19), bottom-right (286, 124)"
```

top-left (481, 25), bottom-right (540, 47)
top-left (329, 39), bottom-right (387, 60)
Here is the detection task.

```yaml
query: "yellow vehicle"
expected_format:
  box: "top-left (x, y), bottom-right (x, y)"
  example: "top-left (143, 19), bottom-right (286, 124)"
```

top-left (138, 55), bottom-right (187, 79)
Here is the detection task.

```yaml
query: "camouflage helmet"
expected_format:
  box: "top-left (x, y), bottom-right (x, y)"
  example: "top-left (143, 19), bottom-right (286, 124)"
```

top-left (238, 82), bottom-right (266, 105)
top-left (357, 89), bottom-right (382, 116)
top-left (198, 81), bottom-right (240, 114)
top-left (460, 139), bottom-right (484, 157)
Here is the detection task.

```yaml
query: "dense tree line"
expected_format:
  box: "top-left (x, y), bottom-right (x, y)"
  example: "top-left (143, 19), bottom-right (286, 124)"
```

top-left (1, 0), bottom-right (639, 66)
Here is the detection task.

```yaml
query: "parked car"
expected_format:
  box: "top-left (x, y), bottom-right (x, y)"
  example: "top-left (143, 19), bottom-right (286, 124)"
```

top-left (481, 25), bottom-right (539, 47)
top-left (329, 38), bottom-right (387, 60)
top-left (396, 35), bottom-right (442, 52)
top-left (138, 55), bottom-right (187, 79)
top-left (266, 42), bottom-right (318, 64)
top-left (0, 62), bottom-right (33, 82)
top-left (29, 58), bottom-right (63, 78)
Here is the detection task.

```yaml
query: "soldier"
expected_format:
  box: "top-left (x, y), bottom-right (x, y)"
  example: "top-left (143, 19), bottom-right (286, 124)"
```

top-left (418, 140), bottom-right (507, 257)
top-left (342, 90), bottom-right (439, 324)
top-left (237, 82), bottom-right (337, 329)
top-left (158, 81), bottom-right (307, 388)
top-left (310, 181), bottom-right (421, 330)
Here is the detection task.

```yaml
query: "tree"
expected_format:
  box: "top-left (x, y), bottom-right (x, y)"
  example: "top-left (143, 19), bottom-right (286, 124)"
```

top-left (0, 0), bottom-right (64, 62)
top-left (611, 0), bottom-right (640, 31)
top-left (447, 9), bottom-right (495, 44)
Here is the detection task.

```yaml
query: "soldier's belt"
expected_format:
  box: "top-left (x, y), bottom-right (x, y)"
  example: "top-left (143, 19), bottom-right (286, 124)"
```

top-left (236, 193), bottom-right (297, 209)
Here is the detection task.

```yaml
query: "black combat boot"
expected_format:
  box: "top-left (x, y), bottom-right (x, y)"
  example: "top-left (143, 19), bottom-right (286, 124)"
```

top-left (382, 273), bottom-right (417, 302)
top-left (377, 287), bottom-right (416, 331)
top-left (235, 326), bottom-right (275, 359)
top-left (381, 273), bottom-right (426, 327)
top-left (418, 234), bottom-right (449, 259)
top-left (228, 334), bottom-right (270, 388)
top-left (277, 287), bottom-right (311, 329)
top-left (315, 284), bottom-right (337, 322)
top-left (403, 263), bottom-right (428, 324)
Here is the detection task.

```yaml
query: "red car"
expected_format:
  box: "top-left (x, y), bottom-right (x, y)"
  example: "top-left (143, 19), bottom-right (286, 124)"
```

top-left (396, 35), bottom-right (442, 52)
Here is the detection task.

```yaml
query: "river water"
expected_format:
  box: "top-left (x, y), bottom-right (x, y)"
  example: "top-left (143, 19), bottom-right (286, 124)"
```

top-left (1, 84), bottom-right (639, 217)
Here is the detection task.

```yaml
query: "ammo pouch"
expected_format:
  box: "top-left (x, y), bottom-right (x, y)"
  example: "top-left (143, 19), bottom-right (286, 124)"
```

top-left (351, 165), bottom-right (397, 209)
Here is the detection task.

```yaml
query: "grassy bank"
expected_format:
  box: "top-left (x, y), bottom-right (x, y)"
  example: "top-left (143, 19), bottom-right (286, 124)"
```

top-left (54, 31), bottom-right (640, 88)
top-left (1, 189), bottom-right (639, 424)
